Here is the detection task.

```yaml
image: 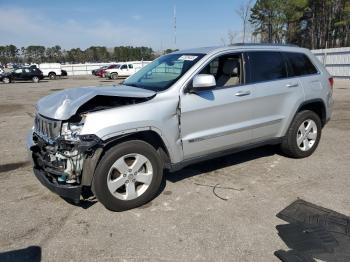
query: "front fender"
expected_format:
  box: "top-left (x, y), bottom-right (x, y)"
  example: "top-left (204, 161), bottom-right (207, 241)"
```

top-left (81, 97), bottom-right (183, 163)
top-left (100, 126), bottom-right (176, 162)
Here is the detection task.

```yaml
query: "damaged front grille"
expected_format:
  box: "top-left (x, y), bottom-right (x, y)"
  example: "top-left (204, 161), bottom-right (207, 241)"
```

top-left (34, 114), bottom-right (61, 141)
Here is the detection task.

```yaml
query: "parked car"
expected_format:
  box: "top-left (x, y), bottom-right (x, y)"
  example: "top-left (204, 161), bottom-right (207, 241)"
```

top-left (105, 61), bottom-right (151, 80)
top-left (27, 44), bottom-right (333, 211)
top-left (96, 64), bottom-right (119, 78)
top-left (93, 66), bottom-right (106, 76)
top-left (92, 66), bottom-right (107, 76)
top-left (1, 67), bottom-right (44, 83)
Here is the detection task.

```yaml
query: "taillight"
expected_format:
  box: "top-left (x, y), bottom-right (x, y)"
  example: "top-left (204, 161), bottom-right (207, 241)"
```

top-left (328, 77), bottom-right (334, 90)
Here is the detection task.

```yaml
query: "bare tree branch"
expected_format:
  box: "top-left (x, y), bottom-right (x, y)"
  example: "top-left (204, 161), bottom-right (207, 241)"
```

top-left (235, 0), bottom-right (254, 43)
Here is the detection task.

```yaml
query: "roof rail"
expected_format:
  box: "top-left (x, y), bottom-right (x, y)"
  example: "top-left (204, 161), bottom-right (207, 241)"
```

top-left (230, 43), bottom-right (299, 47)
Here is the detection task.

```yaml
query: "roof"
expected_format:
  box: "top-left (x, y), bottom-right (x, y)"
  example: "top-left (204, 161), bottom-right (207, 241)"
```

top-left (173, 43), bottom-right (306, 55)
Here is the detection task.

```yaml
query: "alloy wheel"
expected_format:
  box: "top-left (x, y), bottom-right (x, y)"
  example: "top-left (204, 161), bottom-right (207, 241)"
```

top-left (107, 153), bottom-right (153, 200)
top-left (296, 119), bottom-right (318, 151)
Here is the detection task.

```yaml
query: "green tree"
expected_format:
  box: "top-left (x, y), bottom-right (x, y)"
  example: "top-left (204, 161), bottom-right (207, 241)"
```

top-left (0, 45), bottom-right (20, 64)
top-left (249, 0), bottom-right (286, 43)
top-left (113, 46), bottom-right (155, 61)
top-left (249, 0), bottom-right (350, 49)
top-left (66, 48), bottom-right (86, 63)
top-left (45, 45), bottom-right (63, 62)
top-left (25, 45), bottom-right (46, 63)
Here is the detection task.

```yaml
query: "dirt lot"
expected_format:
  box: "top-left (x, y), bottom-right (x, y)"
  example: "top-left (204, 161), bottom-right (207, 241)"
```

top-left (0, 77), bottom-right (349, 261)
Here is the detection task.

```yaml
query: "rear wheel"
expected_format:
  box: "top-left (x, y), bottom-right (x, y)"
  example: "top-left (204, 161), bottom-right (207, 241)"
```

top-left (281, 110), bottom-right (322, 158)
top-left (2, 77), bottom-right (10, 84)
top-left (93, 140), bottom-right (163, 211)
top-left (48, 72), bottom-right (56, 80)
top-left (32, 76), bottom-right (40, 83)
top-left (111, 73), bottom-right (118, 80)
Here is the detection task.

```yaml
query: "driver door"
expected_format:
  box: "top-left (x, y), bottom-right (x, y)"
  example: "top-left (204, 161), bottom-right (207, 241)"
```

top-left (13, 69), bottom-right (24, 80)
top-left (119, 64), bottom-right (128, 76)
top-left (180, 52), bottom-right (257, 159)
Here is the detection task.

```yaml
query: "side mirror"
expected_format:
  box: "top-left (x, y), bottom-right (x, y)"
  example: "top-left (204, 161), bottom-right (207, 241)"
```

top-left (191, 74), bottom-right (216, 92)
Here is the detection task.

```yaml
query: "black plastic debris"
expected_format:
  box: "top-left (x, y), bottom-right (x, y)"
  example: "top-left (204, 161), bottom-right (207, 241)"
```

top-left (0, 246), bottom-right (41, 262)
top-left (275, 199), bottom-right (350, 262)
top-left (275, 249), bottom-right (315, 262)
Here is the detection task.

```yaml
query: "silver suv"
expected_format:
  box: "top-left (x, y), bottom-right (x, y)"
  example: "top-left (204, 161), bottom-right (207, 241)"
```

top-left (27, 44), bottom-right (334, 211)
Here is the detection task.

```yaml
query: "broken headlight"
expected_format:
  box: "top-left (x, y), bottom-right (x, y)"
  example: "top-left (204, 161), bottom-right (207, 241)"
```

top-left (61, 122), bottom-right (84, 141)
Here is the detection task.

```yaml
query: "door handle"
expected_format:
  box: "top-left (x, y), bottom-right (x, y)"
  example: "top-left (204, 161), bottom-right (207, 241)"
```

top-left (235, 90), bottom-right (251, 97)
top-left (286, 83), bottom-right (299, 88)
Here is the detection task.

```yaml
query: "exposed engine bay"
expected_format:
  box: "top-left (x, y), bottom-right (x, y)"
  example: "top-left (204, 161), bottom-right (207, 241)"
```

top-left (77, 95), bottom-right (149, 114)
top-left (32, 118), bottom-right (99, 185)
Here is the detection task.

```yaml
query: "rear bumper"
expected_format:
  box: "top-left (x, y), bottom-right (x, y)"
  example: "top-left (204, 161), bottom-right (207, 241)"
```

top-left (26, 131), bottom-right (82, 203)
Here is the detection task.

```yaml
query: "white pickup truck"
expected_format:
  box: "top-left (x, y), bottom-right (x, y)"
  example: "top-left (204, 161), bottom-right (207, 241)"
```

top-left (105, 61), bottom-right (151, 80)
top-left (38, 63), bottom-right (62, 80)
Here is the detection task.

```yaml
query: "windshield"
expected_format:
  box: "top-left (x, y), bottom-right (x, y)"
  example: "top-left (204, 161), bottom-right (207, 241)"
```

top-left (123, 53), bottom-right (205, 92)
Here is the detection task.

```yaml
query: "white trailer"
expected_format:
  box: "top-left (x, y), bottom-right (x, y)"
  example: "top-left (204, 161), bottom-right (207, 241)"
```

top-left (38, 63), bottom-right (62, 80)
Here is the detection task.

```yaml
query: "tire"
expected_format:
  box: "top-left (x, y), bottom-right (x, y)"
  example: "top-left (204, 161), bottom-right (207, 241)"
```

top-left (281, 110), bottom-right (322, 158)
top-left (48, 72), bottom-right (56, 80)
top-left (2, 77), bottom-right (10, 84)
top-left (32, 76), bottom-right (39, 83)
top-left (93, 140), bottom-right (163, 211)
top-left (111, 73), bottom-right (118, 80)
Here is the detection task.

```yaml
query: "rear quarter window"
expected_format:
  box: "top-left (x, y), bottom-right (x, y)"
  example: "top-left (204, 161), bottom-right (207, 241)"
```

top-left (247, 51), bottom-right (287, 83)
top-left (284, 52), bottom-right (318, 77)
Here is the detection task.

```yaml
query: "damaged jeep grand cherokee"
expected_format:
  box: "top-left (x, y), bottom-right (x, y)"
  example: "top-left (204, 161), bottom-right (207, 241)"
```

top-left (27, 44), bottom-right (333, 211)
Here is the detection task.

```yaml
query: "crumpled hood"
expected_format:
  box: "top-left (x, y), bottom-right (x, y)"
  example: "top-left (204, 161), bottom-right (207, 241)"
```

top-left (36, 85), bottom-right (156, 120)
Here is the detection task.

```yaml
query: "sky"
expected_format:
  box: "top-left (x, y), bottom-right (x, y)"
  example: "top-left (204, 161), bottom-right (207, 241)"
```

top-left (0, 0), bottom-right (251, 51)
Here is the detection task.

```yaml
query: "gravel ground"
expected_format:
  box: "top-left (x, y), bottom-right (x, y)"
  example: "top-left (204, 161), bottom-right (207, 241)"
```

top-left (0, 76), bottom-right (349, 261)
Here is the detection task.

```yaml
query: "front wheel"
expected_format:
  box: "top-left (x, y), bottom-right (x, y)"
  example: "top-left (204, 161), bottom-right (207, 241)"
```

top-left (93, 140), bottom-right (163, 211)
top-left (281, 110), bottom-right (322, 158)
top-left (32, 76), bottom-right (40, 83)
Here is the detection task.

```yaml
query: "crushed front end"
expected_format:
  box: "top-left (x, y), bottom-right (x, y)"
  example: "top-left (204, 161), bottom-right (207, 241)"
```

top-left (27, 113), bottom-right (101, 203)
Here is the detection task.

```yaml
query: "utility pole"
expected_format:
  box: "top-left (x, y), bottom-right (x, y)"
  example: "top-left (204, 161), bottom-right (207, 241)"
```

top-left (268, 12), bottom-right (272, 43)
top-left (174, 5), bottom-right (177, 49)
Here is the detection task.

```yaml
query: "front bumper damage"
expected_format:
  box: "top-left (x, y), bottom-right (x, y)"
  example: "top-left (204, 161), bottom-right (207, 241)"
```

top-left (26, 130), bottom-right (102, 203)
top-left (33, 168), bottom-right (82, 202)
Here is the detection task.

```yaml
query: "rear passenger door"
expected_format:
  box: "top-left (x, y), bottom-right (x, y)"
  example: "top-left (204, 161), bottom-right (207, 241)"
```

top-left (284, 52), bottom-right (321, 103)
top-left (23, 68), bottom-right (32, 80)
top-left (245, 51), bottom-right (304, 141)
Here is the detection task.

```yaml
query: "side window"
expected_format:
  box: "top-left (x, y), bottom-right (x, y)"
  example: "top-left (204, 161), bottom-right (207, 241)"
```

top-left (121, 64), bottom-right (127, 69)
top-left (128, 64), bottom-right (133, 69)
top-left (247, 51), bottom-right (287, 83)
top-left (201, 58), bottom-right (219, 75)
top-left (24, 68), bottom-right (30, 73)
top-left (15, 69), bottom-right (22, 73)
top-left (198, 53), bottom-right (242, 88)
top-left (284, 52), bottom-right (318, 76)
